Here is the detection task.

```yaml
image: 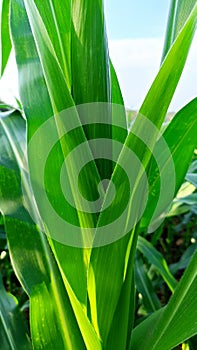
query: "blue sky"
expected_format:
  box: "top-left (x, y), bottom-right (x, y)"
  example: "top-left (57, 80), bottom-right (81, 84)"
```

top-left (104, 0), bottom-right (197, 112)
top-left (105, 0), bottom-right (171, 39)
top-left (0, 1), bottom-right (196, 112)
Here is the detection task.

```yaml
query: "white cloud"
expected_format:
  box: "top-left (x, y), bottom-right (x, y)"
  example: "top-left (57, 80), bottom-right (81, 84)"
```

top-left (109, 35), bottom-right (197, 112)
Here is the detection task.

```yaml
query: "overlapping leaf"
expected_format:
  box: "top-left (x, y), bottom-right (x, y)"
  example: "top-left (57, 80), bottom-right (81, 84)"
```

top-left (0, 109), bottom-right (89, 349)
top-left (88, 4), bottom-right (197, 346)
top-left (10, 0), bottom-right (99, 306)
top-left (130, 250), bottom-right (197, 350)
top-left (0, 276), bottom-right (32, 350)
top-left (140, 98), bottom-right (197, 231)
top-left (0, 0), bottom-right (11, 76)
top-left (137, 236), bottom-right (177, 292)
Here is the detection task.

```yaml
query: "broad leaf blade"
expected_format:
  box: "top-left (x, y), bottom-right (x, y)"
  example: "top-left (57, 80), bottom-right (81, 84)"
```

top-left (161, 0), bottom-right (177, 62)
top-left (0, 0), bottom-right (12, 76)
top-left (31, 0), bottom-right (72, 89)
top-left (137, 236), bottom-right (177, 292)
top-left (130, 250), bottom-right (197, 350)
top-left (106, 245), bottom-right (136, 350)
top-left (135, 257), bottom-right (161, 313)
top-left (88, 5), bottom-right (197, 345)
top-left (174, 0), bottom-right (197, 38)
top-left (141, 98), bottom-right (197, 230)
top-left (110, 60), bottom-right (128, 148)
top-left (71, 0), bottom-right (112, 179)
top-left (71, 0), bottom-right (110, 105)
top-left (162, 0), bottom-right (196, 61)
top-left (0, 276), bottom-right (32, 350)
top-left (10, 0), bottom-right (98, 307)
top-left (0, 108), bottom-right (102, 349)
top-left (0, 110), bottom-right (87, 349)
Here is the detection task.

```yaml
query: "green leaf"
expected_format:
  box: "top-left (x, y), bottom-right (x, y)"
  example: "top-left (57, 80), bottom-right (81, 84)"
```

top-left (88, 5), bottom-right (197, 346)
top-left (30, 281), bottom-right (99, 350)
top-left (30, 282), bottom-right (65, 350)
top-left (110, 60), bottom-right (128, 148)
top-left (130, 250), bottom-right (197, 350)
top-left (161, 0), bottom-right (177, 62)
top-left (0, 276), bottom-right (32, 350)
top-left (0, 108), bottom-right (102, 350)
top-left (135, 256), bottom-right (161, 313)
top-left (106, 247), bottom-right (136, 350)
top-left (137, 236), bottom-right (177, 293)
top-left (0, 0), bottom-right (12, 76)
top-left (0, 112), bottom-right (93, 349)
top-left (139, 5), bottom-right (197, 130)
top-left (31, 0), bottom-right (72, 89)
top-left (174, 0), bottom-right (197, 38)
top-left (10, 0), bottom-right (99, 308)
top-left (161, 0), bottom-right (196, 61)
top-left (177, 193), bottom-right (197, 206)
top-left (71, 0), bottom-right (110, 105)
top-left (71, 0), bottom-right (112, 180)
top-left (186, 159), bottom-right (197, 187)
top-left (169, 243), bottom-right (197, 275)
top-left (140, 98), bottom-right (197, 230)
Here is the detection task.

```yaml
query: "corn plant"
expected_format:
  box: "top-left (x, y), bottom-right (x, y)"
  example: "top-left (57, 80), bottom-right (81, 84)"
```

top-left (0, 0), bottom-right (197, 349)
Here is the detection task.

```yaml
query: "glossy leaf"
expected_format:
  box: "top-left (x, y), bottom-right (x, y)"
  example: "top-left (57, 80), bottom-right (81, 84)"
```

top-left (162, 0), bottom-right (196, 61)
top-left (169, 243), bottom-right (197, 275)
top-left (106, 245), bottom-right (136, 350)
top-left (0, 109), bottom-right (101, 350)
top-left (135, 257), bottom-right (161, 313)
top-left (161, 0), bottom-right (177, 62)
top-left (137, 236), bottom-right (177, 292)
top-left (31, 0), bottom-right (72, 89)
top-left (10, 0), bottom-right (99, 308)
top-left (88, 5), bottom-right (197, 346)
top-left (110, 60), bottom-right (128, 148)
top-left (71, 0), bottom-right (112, 179)
top-left (0, 0), bottom-right (12, 76)
top-left (71, 0), bottom-right (110, 105)
top-left (186, 159), bottom-right (197, 187)
top-left (1, 1), bottom-right (197, 349)
top-left (140, 98), bottom-right (197, 230)
top-left (174, 0), bottom-right (197, 38)
top-left (130, 250), bottom-right (197, 350)
top-left (0, 276), bottom-right (32, 350)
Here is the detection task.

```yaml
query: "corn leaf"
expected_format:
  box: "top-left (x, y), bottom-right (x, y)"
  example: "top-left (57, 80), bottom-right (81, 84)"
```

top-left (161, 0), bottom-right (177, 62)
top-left (106, 246), bottom-right (136, 350)
top-left (162, 0), bottom-right (196, 61)
top-left (71, 0), bottom-right (110, 105)
top-left (110, 60), bottom-right (128, 146)
top-left (10, 0), bottom-right (100, 307)
top-left (137, 236), bottom-right (177, 292)
top-left (174, 0), bottom-right (197, 38)
top-left (135, 257), bottom-right (161, 313)
top-left (88, 5), bottom-right (197, 345)
top-left (0, 276), bottom-right (32, 350)
top-left (31, 0), bottom-right (72, 89)
top-left (0, 0), bottom-right (12, 76)
top-left (71, 0), bottom-right (112, 180)
top-left (10, 2), bottom-right (104, 347)
top-left (186, 159), bottom-right (197, 187)
top-left (140, 98), bottom-right (197, 230)
top-left (130, 250), bottom-right (197, 350)
top-left (0, 110), bottom-right (88, 349)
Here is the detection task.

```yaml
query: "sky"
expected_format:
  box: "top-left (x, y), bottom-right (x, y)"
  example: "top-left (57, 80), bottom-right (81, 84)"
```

top-left (104, 0), bottom-right (197, 111)
top-left (0, 1), bottom-right (196, 112)
top-left (104, 0), bottom-right (171, 39)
